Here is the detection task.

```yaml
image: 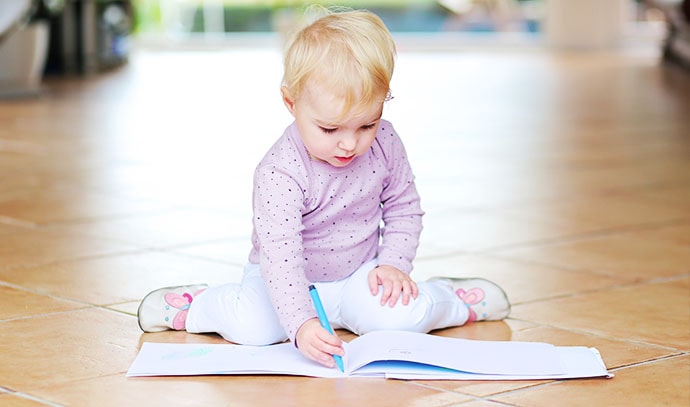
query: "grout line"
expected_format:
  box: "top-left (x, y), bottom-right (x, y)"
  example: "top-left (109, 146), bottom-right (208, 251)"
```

top-left (0, 281), bottom-right (100, 323)
top-left (409, 379), bottom-right (522, 406)
top-left (406, 381), bottom-right (487, 405)
top-left (0, 388), bottom-right (65, 407)
top-left (0, 215), bottom-right (38, 228)
top-left (98, 305), bottom-right (137, 318)
top-left (412, 374), bottom-right (563, 405)
top-left (646, 272), bottom-right (690, 284)
top-left (474, 379), bottom-right (563, 400)
top-left (465, 399), bottom-right (517, 406)
top-left (608, 353), bottom-right (690, 372)
top-left (0, 307), bottom-right (95, 324)
top-left (14, 393), bottom-right (65, 407)
top-left (0, 278), bottom-right (142, 320)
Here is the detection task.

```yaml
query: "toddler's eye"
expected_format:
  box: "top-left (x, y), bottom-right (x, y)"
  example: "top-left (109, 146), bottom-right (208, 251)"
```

top-left (361, 123), bottom-right (377, 131)
top-left (320, 126), bottom-right (337, 134)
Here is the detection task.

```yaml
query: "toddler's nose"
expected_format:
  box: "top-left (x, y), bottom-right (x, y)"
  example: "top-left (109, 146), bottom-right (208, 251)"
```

top-left (338, 133), bottom-right (357, 152)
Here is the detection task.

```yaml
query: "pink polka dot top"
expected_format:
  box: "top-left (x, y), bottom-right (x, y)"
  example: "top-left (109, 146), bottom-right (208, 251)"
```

top-left (248, 119), bottom-right (424, 341)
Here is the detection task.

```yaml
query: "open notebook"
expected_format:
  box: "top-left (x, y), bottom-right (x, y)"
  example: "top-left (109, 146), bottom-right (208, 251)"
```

top-left (127, 330), bottom-right (612, 380)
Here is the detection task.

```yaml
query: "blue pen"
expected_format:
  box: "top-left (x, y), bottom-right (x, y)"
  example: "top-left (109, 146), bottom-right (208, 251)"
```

top-left (308, 284), bottom-right (345, 372)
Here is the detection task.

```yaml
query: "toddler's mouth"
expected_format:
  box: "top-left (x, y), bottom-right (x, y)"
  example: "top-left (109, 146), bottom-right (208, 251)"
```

top-left (335, 155), bottom-right (355, 164)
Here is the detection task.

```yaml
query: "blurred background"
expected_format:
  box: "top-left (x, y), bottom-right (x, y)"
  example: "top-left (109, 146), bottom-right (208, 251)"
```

top-left (1, 0), bottom-right (688, 94)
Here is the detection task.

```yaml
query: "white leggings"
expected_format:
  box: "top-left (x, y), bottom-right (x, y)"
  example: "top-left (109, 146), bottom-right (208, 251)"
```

top-left (185, 259), bottom-right (469, 345)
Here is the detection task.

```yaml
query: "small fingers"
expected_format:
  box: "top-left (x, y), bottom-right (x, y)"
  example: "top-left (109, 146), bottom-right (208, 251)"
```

top-left (411, 280), bottom-right (419, 299)
top-left (368, 270), bottom-right (381, 296)
top-left (399, 280), bottom-right (412, 306)
top-left (387, 280), bottom-right (403, 307)
top-left (379, 279), bottom-right (393, 305)
top-left (370, 266), bottom-right (419, 307)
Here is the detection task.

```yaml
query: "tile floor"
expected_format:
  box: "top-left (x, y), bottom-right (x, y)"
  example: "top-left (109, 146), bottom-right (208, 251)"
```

top-left (0, 38), bottom-right (689, 406)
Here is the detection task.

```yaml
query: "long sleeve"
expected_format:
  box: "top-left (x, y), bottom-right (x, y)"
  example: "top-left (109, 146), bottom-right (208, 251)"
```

top-left (251, 135), bottom-right (316, 342)
top-left (374, 123), bottom-right (424, 273)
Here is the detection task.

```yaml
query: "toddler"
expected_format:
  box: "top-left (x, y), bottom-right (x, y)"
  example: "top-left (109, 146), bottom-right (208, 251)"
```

top-left (138, 8), bottom-right (510, 369)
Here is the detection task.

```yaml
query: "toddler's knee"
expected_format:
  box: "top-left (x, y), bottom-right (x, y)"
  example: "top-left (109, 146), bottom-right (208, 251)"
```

top-left (225, 317), bottom-right (286, 345)
top-left (220, 302), bottom-right (287, 345)
top-left (340, 292), bottom-right (427, 335)
top-left (229, 330), bottom-right (284, 346)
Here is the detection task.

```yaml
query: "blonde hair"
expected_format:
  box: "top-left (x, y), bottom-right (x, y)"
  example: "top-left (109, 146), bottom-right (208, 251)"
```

top-left (282, 7), bottom-right (396, 119)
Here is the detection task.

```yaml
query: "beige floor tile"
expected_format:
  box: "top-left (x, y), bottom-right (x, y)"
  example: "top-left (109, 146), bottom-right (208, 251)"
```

top-left (48, 209), bottom-right (252, 248)
top-left (0, 223), bottom-right (21, 234)
top-left (0, 285), bottom-right (84, 320)
top-left (415, 176), bottom-right (554, 214)
top-left (510, 278), bottom-right (690, 350)
top-left (493, 224), bottom-right (690, 280)
top-left (419, 209), bottom-right (585, 254)
top-left (413, 255), bottom-right (627, 304)
top-left (0, 228), bottom-right (137, 271)
top-left (171, 238), bottom-right (254, 266)
top-left (419, 376), bottom-right (546, 401)
top-left (0, 308), bottom-right (140, 390)
top-left (542, 158), bottom-right (690, 197)
top-left (0, 251), bottom-right (243, 305)
top-left (135, 330), bottom-right (232, 346)
top-left (629, 183), bottom-right (690, 212)
top-left (0, 158), bottom-right (57, 196)
top-left (498, 194), bottom-right (690, 236)
top-left (491, 355), bottom-right (690, 407)
top-left (67, 162), bottom-right (257, 213)
top-left (415, 147), bottom-right (689, 215)
top-left (431, 321), bottom-right (515, 342)
top-left (28, 374), bottom-right (473, 407)
top-left (0, 184), bottom-right (171, 225)
top-left (0, 393), bottom-right (52, 407)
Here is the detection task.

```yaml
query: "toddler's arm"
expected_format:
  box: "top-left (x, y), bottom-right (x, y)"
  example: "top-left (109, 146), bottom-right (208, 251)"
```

top-left (376, 124), bottom-right (424, 275)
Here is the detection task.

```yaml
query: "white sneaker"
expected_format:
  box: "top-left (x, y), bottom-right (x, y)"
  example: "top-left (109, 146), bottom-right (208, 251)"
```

top-left (137, 284), bottom-right (208, 332)
top-left (428, 277), bottom-right (510, 322)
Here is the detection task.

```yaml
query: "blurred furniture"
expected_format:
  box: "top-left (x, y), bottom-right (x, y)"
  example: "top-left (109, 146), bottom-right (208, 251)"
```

top-left (543, 0), bottom-right (628, 49)
top-left (0, 0), bottom-right (49, 98)
top-left (46, 0), bottom-right (132, 75)
top-left (661, 0), bottom-right (690, 67)
top-left (643, 0), bottom-right (689, 67)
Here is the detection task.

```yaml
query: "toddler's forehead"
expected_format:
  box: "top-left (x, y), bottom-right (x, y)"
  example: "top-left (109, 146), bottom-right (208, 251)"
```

top-left (305, 73), bottom-right (357, 96)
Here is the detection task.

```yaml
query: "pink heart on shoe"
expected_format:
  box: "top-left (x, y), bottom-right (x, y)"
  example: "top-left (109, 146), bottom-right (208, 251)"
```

top-left (456, 287), bottom-right (485, 322)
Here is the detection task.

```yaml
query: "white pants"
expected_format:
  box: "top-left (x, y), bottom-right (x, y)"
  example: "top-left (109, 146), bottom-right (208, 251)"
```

top-left (185, 259), bottom-right (469, 345)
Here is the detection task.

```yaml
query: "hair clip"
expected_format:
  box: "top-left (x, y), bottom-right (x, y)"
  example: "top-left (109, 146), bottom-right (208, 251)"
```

top-left (384, 89), bottom-right (394, 102)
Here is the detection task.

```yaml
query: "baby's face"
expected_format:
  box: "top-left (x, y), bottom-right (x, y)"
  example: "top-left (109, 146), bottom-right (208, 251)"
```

top-left (286, 81), bottom-right (384, 167)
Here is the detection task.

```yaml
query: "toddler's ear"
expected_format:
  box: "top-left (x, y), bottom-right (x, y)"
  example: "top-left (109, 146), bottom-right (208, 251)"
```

top-left (281, 86), bottom-right (296, 115)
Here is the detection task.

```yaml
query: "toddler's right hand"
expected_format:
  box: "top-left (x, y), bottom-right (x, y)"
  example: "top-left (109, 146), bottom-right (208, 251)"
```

top-left (296, 318), bottom-right (345, 368)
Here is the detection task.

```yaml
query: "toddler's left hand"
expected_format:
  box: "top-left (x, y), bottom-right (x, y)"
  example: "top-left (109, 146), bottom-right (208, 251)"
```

top-left (368, 265), bottom-right (419, 307)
